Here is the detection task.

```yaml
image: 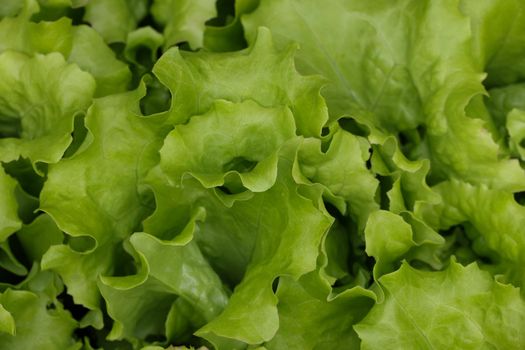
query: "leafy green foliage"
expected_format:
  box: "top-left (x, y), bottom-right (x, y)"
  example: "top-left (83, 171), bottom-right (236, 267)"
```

top-left (0, 0), bottom-right (524, 349)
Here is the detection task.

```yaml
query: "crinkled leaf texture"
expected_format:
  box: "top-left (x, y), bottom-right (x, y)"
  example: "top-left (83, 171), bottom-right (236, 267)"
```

top-left (98, 230), bottom-right (229, 343)
top-left (153, 27), bottom-right (328, 137)
top-left (41, 85), bottom-right (163, 311)
top-left (0, 167), bottom-right (20, 241)
top-left (295, 128), bottom-right (378, 230)
top-left (1, 0), bottom-right (525, 349)
top-left (0, 271), bottom-right (81, 350)
top-left (147, 139), bottom-right (333, 348)
top-left (417, 180), bottom-right (525, 291)
top-left (266, 276), bottom-right (374, 350)
top-left (151, 0), bottom-right (217, 50)
top-left (159, 99), bottom-right (296, 192)
top-left (243, 0), bottom-right (525, 191)
top-left (84, 0), bottom-right (148, 43)
top-left (0, 51), bottom-right (95, 166)
top-left (355, 261), bottom-right (525, 349)
top-left (0, 0), bottom-right (131, 96)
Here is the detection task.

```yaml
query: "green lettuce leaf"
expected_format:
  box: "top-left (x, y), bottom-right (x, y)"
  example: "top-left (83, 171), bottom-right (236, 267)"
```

top-left (0, 242), bottom-right (27, 277)
top-left (159, 100), bottom-right (295, 193)
top-left (1, 1), bottom-right (524, 348)
top-left (84, 0), bottom-right (148, 43)
top-left (40, 85), bottom-right (163, 310)
top-left (0, 273), bottom-right (80, 350)
top-left (0, 0), bottom-right (72, 56)
top-left (243, 0), bottom-right (432, 131)
top-left (364, 210), bottom-right (444, 278)
top-left (154, 27), bottom-right (328, 137)
top-left (0, 212), bottom-right (58, 288)
top-left (124, 27), bottom-right (164, 68)
top-left (16, 214), bottom-right (64, 263)
top-left (203, 0), bottom-right (259, 52)
top-left (0, 304), bottom-right (14, 336)
top-left (0, 0), bottom-right (131, 96)
top-left (486, 83), bottom-right (525, 126)
top-left (0, 51), bottom-right (95, 166)
top-left (506, 109), bottom-right (525, 159)
top-left (0, 167), bottom-right (20, 241)
top-left (243, 0), bottom-right (525, 191)
top-left (364, 211), bottom-right (414, 278)
top-left (485, 83), bottom-right (525, 157)
top-left (151, 0), bottom-right (217, 50)
top-left (355, 260), bottom-right (525, 349)
top-left (265, 277), bottom-right (374, 350)
top-left (143, 168), bottom-right (254, 286)
top-left (369, 135), bottom-right (438, 212)
top-left (295, 128), bottom-right (378, 230)
top-left (416, 179), bottom-right (525, 292)
top-left (0, 0), bottom-right (23, 18)
top-left (99, 230), bottom-right (229, 343)
top-left (67, 25), bottom-right (132, 96)
top-left (146, 140), bottom-right (333, 347)
top-left (194, 143), bottom-right (333, 347)
top-left (460, 0), bottom-right (525, 87)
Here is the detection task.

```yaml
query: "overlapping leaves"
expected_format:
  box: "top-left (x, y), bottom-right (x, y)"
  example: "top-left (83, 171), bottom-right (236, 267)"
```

top-left (1, 0), bottom-right (525, 349)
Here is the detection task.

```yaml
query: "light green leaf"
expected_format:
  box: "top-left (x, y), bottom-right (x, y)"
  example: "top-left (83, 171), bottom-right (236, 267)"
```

top-left (486, 83), bottom-right (525, 128)
top-left (243, 0), bottom-right (432, 130)
top-left (0, 1), bottom-right (72, 56)
top-left (0, 167), bottom-right (20, 241)
top-left (0, 1), bottom-right (131, 97)
top-left (265, 277), bottom-right (373, 350)
top-left (0, 288), bottom-right (80, 350)
top-left (0, 0), bottom-right (23, 18)
top-left (364, 211), bottom-right (413, 278)
top-left (84, 0), bottom-right (148, 43)
top-left (243, 0), bottom-right (525, 191)
top-left (506, 109), bottom-right (525, 159)
top-left (99, 230), bottom-right (229, 342)
top-left (68, 25), bottom-right (131, 96)
top-left (160, 100), bottom-right (295, 193)
top-left (16, 214), bottom-right (64, 263)
top-left (124, 27), bottom-right (164, 67)
top-left (460, 0), bottom-right (525, 86)
top-left (41, 86), bottom-right (164, 309)
top-left (144, 167), bottom-right (255, 286)
top-left (0, 51), bottom-right (95, 166)
top-left (195, 142), bottom-right (333, 346)
top-left (484, 84), bottom-right (525, 158)
top-left (154, 27), bottom-right (328, 137)
top-left (416, 179), bottom-right (525, 292)
top-left (0, 304), bottom-right (14, 336)
top-left (41, 85), bottom-right (160, 250)
top-left (41, 243), bottom-right (112, 311)
top-left (146, 140), bottom-right (332, 347)
top-left (355, 261), bottom-right (525, 349)
top-left (203, 0), bottom-right (259, 52)
top-left (0, 241), bottom-right (27, 276)
top-left (151, 0), bottom-right (217, 50)
top-left (295, 128), bottom-right (378, 230)
top-left (369, 135), bottom-right (439, 211)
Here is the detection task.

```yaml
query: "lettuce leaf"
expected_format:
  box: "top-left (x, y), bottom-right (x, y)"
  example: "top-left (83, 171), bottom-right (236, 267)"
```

top-left (0, 1), bottom-right (131, 96)
top-left (151, 0), bottom-right (217, 50)
top-left (355, 261), bottom-right (525, 349)
top-left (1, 1), bottom-right (525, 349)
top-left (40, 85), bottom-right (163, 311)
top-left (0, 51), bottom-right (95, 166)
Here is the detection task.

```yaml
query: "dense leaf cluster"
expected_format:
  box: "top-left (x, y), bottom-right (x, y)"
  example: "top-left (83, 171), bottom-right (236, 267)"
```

top-left (0, 0), bottom-right (525, 349)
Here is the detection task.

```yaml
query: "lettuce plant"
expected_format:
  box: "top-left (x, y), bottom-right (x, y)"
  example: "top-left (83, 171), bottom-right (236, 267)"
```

top-left (0, 0), bottom-right (524, 349)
